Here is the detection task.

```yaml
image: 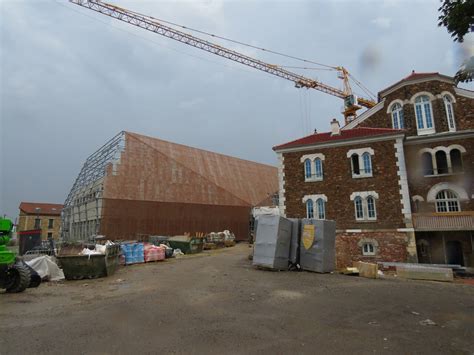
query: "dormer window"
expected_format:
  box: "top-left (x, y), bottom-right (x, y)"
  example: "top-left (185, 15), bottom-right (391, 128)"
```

top-left (414, 95), bottom-right (435, 135)
top-left (443, 94), bottom-right (456, 132)
top-left (391, 103), bottom-right (404, 129)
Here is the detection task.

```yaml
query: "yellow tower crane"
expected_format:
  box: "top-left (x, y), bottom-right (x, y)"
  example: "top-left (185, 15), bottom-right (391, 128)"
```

top-left (69, 0), bottom-right (377, 123)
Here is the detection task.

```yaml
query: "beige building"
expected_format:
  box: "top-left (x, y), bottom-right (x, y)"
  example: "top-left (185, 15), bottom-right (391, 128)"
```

top-left (17, 202), bottom-right (63, 240)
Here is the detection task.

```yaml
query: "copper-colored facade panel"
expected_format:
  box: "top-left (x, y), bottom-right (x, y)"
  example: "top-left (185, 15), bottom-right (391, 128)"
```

top-left (99, 198), bottom-right (251, 241)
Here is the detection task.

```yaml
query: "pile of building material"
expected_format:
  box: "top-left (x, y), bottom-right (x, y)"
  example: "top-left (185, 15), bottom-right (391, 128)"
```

top-left (252, 215), bottom-right (336, 273)
top-left (203, 230), bottom-right (236, 249)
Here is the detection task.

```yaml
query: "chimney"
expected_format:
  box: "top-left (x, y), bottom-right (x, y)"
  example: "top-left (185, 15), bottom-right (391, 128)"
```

top-left (330, 118), bottom-right (340, 136)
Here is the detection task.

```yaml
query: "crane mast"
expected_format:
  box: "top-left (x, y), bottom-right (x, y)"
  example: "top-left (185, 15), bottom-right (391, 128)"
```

top-left (69, 0), bottom-right (377, 122)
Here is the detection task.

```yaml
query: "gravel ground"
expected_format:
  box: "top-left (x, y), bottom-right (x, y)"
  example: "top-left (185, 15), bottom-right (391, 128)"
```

top-left (1, 243), bottom-right (473, 354)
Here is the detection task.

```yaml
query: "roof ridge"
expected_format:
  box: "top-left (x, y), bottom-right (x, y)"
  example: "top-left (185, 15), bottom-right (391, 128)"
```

top-left (126, 133), bottom-right (252, 206)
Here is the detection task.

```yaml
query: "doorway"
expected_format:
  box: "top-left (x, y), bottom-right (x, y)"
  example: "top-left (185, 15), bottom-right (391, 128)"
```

top-left (446, 240), bottom-right (464, 266)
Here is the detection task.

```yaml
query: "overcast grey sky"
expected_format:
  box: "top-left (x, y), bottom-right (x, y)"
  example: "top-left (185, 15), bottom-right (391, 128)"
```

top-left (1, 0), bottom-right (473, 219)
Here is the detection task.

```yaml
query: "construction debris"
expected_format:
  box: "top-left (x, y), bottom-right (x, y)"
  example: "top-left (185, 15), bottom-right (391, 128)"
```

top-left (396, 265), bottom-right (454, 282)
top-left (355, 261), bottom-right (378, 279)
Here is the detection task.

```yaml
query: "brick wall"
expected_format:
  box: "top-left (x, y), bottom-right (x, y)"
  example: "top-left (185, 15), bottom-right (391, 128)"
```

top-left (360, 80), bottom-right (474, 135)
top-left (282, 138), bottom-right (406, 230)
top-left (336, 231), bottom-right (408, 268)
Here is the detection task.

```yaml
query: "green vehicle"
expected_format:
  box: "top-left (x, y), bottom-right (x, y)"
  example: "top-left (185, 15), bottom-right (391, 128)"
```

top-left (0, 217), bottom-right (32, 293)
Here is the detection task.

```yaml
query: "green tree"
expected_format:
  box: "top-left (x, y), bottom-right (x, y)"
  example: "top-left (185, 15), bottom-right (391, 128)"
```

top-left (438, 0), bottom-right (474, 82)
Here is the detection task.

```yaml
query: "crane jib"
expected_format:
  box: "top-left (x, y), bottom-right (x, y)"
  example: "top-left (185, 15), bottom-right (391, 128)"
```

top-left (69, 0), bottom-right (376, 118)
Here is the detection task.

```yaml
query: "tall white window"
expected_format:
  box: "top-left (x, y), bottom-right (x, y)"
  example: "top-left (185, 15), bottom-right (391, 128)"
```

top-left (414, 95), bottom-right (435, 134)
top-left (354, 197), bottom-right (364, 220)
top-left (314, 158), bottom-right (323, 179)
top-left (435, 190), bottom-right (460, 212)
top-left (351, 192), bottom-right (379, 221)
top-left (316, 198), bottom-right (325, 220)
top-left (362, 152), bottom-right (372, 175)
top-left (367, 196), bottom-right (376, 219)
top-left (304, 159), bottom-right (312, 179)
top-left (306, 199), bottom-right (314, 218)
top-left (391, 103), bottom-right (404, 129)
top-left (443, 95), bottom-right (456, 131)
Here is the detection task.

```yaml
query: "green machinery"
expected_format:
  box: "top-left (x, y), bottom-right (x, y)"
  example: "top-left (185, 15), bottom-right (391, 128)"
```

top-left (0, 217), bottom-right (33, 293)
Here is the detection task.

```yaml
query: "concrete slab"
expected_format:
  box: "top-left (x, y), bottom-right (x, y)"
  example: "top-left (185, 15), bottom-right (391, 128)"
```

top-left (396, 265), bottom-right (454, 282)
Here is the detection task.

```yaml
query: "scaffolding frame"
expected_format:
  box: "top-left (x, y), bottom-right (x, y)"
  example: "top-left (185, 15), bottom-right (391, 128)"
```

top-left (62, 131), bottom-right (126, 240)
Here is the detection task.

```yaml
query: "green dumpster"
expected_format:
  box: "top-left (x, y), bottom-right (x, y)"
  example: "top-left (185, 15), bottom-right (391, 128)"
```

top-left (57, 243), bottom-right (121, 280)
top-left (167, 236), bottom-right (203, 254)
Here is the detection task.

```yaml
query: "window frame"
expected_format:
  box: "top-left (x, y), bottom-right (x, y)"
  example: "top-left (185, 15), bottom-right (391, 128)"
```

top-left (304, 159), bottom-right (312, 179)
top-left (435, 190), bottom-right (461, 213)
top-left (354, 196), bottom-right (364, 220)
top-left (414, 95), bottom-right (435, 135)
top-left (367, 196), bottom-right (377, 220)
top-left (316, 198), bottom-right (325, 220)
top-left (362, 242), bottom-right (376, 256)
top-left (391, 102), bottom-right (404, 129)
top-left (347, 148), bottom-right (374, 178)
top-left (306, 199), bottom-right (314, 219)
top-left (443, 94), bottom-right (456, 132)
top-left (34, 218), bottom-right (41, 229)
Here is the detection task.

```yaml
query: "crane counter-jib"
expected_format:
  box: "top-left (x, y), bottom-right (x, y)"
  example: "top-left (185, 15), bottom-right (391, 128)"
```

top-left (69, 0), bottom-right (376, 120)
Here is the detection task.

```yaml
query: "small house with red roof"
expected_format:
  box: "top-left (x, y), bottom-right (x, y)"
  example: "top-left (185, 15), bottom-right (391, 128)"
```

top-left (273, 72), bottom-right (474, 268)
top-left (17, 202), bottom-right (63, 240)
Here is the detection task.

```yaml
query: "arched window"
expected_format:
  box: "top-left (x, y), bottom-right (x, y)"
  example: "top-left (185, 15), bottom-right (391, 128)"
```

top-left (436, 190), bottom-right (460, 212)
top-left (351, 154), bottom-right (360, 175)
top-left (306, 199), bottom-right (314, 218)
top-left (314, 158), bottom-right (323, 178)
top-left (391, 103), bottom-right (404, 129)
top-left (367, 196), bottom-right (376, 219)
top-left (421, 152), bottom-right (433, 175)
top-left (415, 95), bottom-right (434, 133)
top-left (354, 196), bottom-right (364, 220)
top-left (304, 159), bottom-right (312, 179)
top-left (443, 95), bottom-right (456, 131)
top-left (450, 149), bottom-right (463, 173)
top-left (362, 152), bottom-right (372, 174)
top-left (316, 198), bottom-right (325, 220)
top-left (435, 151), bottom-right (448, 174)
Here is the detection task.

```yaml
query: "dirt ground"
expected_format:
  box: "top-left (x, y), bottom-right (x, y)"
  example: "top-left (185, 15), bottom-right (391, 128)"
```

top-left (1, 243), bottom-right (473, 354)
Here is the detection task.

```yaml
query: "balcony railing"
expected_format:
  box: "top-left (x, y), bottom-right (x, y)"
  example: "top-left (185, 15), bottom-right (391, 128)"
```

top-left (412, 211), bottom-right (474, 231)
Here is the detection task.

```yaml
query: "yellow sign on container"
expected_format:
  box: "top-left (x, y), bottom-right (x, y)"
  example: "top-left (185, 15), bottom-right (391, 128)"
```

top-left (302, 224), bottom-right (315, 250)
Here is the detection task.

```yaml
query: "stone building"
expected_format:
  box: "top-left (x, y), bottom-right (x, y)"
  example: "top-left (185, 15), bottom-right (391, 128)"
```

top-left (62, 131), bottom-right (278, 241)
top-left (17, 202), bottom-right (63, 240)
top-left (274, 72), bottom-right (474, 268)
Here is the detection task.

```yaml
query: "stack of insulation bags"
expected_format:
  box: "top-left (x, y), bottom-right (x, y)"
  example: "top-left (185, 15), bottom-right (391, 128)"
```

top-left (144, 244), bottom-right (165, 262)
top-left (121, 242), bottom-right (166, 265)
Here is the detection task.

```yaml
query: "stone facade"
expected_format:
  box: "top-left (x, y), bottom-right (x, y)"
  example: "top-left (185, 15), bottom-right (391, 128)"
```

top-left (274, 73), bottom-right (474, 268)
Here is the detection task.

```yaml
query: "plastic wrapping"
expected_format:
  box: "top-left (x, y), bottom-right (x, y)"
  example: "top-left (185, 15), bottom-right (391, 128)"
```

top-left (299, 219), bottom-right (336, 273)
top-left (252, 215), bottom-right (292, 270)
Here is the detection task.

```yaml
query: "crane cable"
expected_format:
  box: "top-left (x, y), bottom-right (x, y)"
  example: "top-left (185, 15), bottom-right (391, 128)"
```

top-left (106, 1), bottom-right (339, 71)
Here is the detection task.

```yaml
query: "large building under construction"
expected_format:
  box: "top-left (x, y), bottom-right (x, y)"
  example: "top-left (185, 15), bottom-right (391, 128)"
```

top-left (62, 132), bottom-right (278, 241)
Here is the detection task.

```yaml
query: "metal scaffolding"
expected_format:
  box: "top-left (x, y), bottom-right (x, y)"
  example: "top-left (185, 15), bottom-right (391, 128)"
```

top-left (62, 131), bottom-right (126, 240)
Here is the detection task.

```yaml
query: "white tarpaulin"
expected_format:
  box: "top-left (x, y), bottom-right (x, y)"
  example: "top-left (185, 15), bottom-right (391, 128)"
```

top-left (26, 255), bottom-right (65, 281)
